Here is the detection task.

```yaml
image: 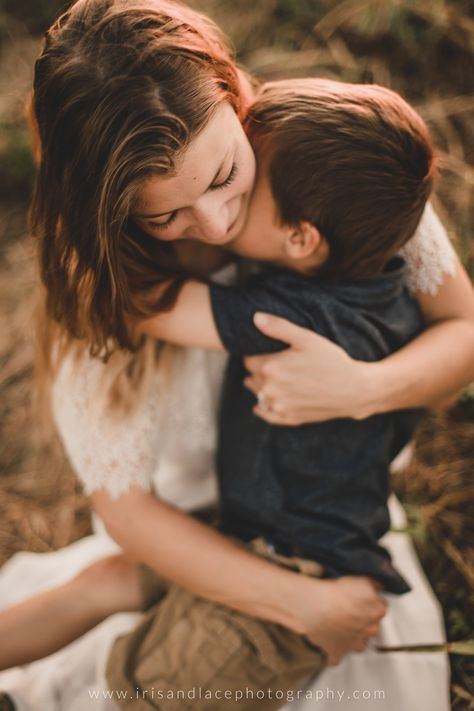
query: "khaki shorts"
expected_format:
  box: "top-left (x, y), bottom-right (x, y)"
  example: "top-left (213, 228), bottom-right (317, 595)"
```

top-left (106, 538), bottom-right (326, 710)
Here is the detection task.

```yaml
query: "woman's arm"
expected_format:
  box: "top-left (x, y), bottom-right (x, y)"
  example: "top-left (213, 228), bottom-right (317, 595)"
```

top-left (367, 259), bottom-right (474, 414)
top-left (91, 486), bottom-right (386, 664)
top-left (243, 259), bottom-right (474, 425)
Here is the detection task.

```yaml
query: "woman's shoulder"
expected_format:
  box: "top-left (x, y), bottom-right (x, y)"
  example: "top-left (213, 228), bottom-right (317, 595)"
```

top-left (51, 345), bottom-right (227, 501)
top-left (51, 349), bottom-right (163, 498)
top-left (399, 201), bottom-right (457, 295)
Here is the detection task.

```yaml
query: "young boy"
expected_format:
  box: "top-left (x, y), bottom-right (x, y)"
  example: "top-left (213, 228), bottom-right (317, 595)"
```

top-left (103, 78), bottom-right (435, 708)
top-left (0, 79), bottom-right (435, 709)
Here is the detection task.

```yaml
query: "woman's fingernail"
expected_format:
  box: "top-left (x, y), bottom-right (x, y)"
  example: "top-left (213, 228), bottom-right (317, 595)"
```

top-left (254, 312), bottom-right (269, 328)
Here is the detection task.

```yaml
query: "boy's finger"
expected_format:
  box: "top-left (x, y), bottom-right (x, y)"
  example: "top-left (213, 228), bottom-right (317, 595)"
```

top-left (253, 313), bottom-right (312, 348)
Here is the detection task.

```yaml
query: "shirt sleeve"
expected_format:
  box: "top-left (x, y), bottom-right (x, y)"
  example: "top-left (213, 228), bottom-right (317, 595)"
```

top-left (209, 277), bottom-right (322, 356)
top-left (52, 351), bottom-right (161, 499)
top-left (399, 201), bottom-right (457, 295)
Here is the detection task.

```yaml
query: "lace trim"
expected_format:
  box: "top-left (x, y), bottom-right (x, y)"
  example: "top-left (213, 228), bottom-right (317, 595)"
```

top-left (52, 348), bottom-right (226, 500)
top-left (400, 202), bottom-right (457, 296)
top-left (52, 354), bottom-right (161, 499)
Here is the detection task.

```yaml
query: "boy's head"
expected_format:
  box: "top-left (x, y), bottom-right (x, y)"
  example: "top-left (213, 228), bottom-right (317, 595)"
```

top-left (230, 78), bottom-right (436, 280)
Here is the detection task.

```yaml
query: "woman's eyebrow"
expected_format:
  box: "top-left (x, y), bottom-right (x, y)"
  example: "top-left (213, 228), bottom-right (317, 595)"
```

top-left (135, 151), bottom-right (232, 219)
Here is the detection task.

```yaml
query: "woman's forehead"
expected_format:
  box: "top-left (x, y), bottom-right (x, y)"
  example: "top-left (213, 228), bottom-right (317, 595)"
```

top-left (135, 103), bottom-right (241, 216)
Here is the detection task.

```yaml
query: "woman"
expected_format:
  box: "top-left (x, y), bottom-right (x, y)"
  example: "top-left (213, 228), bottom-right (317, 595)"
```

top-left (0, 0), bottom-right (472, 708)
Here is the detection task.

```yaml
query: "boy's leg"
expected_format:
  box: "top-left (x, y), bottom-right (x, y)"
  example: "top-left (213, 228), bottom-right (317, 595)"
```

top-left (136, 561), bottom-right (172, 611)
top-left (106, 582), bottom-right (326, 711)
top-left (0, 553), bottom-right (155, 671)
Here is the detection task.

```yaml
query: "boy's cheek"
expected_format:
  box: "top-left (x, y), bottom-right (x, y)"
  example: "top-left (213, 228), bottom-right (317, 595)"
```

top-left (236, 197), bottom-right (267, 246)
top-left (230, 206), bottom-right (267, 256)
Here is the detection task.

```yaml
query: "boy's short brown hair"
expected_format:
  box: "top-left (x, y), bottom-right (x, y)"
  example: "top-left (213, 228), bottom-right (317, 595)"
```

top-left (245, 78), bottom-right (436, 280)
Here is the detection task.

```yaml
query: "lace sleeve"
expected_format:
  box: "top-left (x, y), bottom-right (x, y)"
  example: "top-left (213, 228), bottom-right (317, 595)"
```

top-left (52, 352), bottom-right (161, 499)
top-left (399, 202), bottom-right (457, 296)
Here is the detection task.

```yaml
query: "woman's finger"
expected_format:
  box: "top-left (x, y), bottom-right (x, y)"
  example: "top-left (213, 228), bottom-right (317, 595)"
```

top-left (243, 353), bottom-right (271, 377)
top-left (243, 375), bottom-right (263, 394)
top-left (373, 596), bottom-right (388, 619)
top-left (365, 624), bottom-right (381, 638)
top-left (368, 578), bottom-right (384, 592)
top-left (253, 313), bottom-right (314, 349)
top-left (325, 650), bottom-right (342, 666)
top-left (252, 405), bottom-right (301, 426)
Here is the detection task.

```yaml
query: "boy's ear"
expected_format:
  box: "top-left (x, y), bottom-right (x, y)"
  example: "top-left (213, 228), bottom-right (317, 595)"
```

top-left (283, 221), bottom-right (322, 260)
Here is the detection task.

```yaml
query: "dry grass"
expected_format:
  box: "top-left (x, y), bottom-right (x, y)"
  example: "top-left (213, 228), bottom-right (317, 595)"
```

top-left (0, 212), bottom-right (92, 568)
top-left (0, 0), bottom-right (473, 708)
top-left (393, 404), bottom-right (474, 707)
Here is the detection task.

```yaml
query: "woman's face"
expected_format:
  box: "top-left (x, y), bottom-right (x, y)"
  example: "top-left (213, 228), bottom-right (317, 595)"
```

top-left (132, 103), bottom-right (256, 245)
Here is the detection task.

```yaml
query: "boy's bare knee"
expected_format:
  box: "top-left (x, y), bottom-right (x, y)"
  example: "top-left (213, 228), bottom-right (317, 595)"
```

top-left (74, 553), bottom-right (143, 615)
top-left (75, 553), bottom-right (134, 585)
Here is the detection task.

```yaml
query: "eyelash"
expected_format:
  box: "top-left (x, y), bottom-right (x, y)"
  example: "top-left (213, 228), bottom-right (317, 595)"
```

top-left (148, 211), bottom-right (178, 231)
top-left (210, 162), bottom-right (238, 191)
top-left (147, 162), bottom-right (238, 231)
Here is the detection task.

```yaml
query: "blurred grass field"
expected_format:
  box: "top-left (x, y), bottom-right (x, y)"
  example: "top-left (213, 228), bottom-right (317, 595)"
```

top-left (0, 0), bottom-right (473, 707)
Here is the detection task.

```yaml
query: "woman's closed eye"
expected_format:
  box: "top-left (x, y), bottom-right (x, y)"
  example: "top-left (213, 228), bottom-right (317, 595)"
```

top-left (146, 162), bottom-right (238, 231)
top-left (147, 211), bottom-right (178, 231)
top-left (209, 162), bottom-right (238, 191)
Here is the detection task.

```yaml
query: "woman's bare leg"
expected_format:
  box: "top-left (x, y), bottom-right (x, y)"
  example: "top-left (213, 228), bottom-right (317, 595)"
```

top-left (0, 553), bottom-right (142, 671)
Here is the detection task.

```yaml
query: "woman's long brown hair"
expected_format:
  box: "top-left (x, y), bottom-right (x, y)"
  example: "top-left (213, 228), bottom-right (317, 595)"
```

top-left (30, 0), bottom-right (252, 417)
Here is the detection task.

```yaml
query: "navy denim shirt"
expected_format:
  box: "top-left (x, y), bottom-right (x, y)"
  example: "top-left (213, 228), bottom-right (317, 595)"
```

top-left (209, 257), bottom-right (423, 594)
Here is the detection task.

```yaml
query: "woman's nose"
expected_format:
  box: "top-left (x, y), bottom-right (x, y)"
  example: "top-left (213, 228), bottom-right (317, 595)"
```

top-left (194, 196), bottom-right (229, 242)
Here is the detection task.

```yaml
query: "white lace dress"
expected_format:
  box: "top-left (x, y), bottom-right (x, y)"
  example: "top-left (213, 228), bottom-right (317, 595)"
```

top-left (0, 203), bottom-right (457, 711)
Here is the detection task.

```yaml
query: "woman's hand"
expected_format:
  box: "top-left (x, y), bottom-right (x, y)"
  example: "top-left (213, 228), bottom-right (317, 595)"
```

top-left (245, 262), bottom-right (474, 426)
top-left (296, 575), bottom-right (387, 665)
top-left (244, 313), bottom-right (372, 425)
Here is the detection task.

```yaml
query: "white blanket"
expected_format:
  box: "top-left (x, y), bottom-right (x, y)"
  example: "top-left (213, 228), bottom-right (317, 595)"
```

top-left (0, 494), bottom-right (450, 711)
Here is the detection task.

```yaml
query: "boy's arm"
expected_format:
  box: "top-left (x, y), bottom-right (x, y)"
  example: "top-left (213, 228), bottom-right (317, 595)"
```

top-left (137, 280), bottom-right (224, 350)
top-left (138, 275), bottom-right (319, 357)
